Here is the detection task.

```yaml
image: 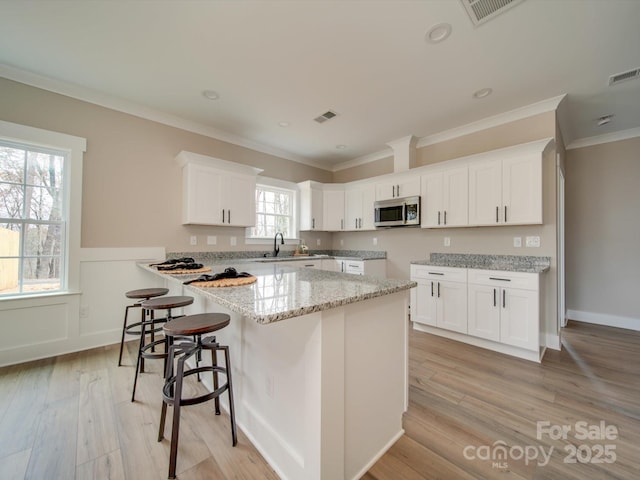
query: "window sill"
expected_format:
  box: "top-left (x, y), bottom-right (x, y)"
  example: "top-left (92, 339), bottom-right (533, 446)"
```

top-left (0, 290), bottom-right (81, 304)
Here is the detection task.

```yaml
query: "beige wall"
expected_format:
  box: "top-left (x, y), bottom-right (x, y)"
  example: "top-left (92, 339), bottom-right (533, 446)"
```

top-left (333, 156), bottom-right (393, 183)
top-left (565, 136), bottom-right (640, 322)
top-left (0, 78), bottom-right (332, 251)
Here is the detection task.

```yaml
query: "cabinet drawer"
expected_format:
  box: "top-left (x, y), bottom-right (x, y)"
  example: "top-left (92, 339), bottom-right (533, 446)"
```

top-left (468, 269), bottom-right (539, 290)
top-left (411, 265), bottom-right (467, 282)
top-left (344, 261), bottom-right (364, 274)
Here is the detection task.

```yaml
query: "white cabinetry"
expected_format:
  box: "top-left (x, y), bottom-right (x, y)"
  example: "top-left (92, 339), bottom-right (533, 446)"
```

top-left (410, 265), bottom-right (467, 334)
top-left (177, 151), bottom-right (262, 226)
top-left (288, 259), bottom-right (322, 269)
top-left (468, 270), bottom-right (540, 351)
top-left (375, 175), bottom-right (420, 201)
top-left (298, 181), bottom-right (324, 231)
top-left (344, 183), bottom-right (375, 231)
top-left (468, 153), bottom-right (542, 226)
top-left (323, 187), bottom-right (345, 231)
top-left (421, 166), bottom-right (468, 228)
top-left (335, 259), bottom-right (386, 277)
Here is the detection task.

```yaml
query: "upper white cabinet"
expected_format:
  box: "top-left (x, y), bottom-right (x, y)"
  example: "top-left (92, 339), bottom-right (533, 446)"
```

top-left (375, 175), bottom-right (420, 201)
top-left (298, 181), bottom-right (324, 231)
top-left (468, 152), bottom-right (542, 226)
top-left (323, 186), bottom-right (345, 231)
top-left (177, 151), bottom-right (262, 226)
top-left (345, 183), bottom-right (376, 231)
top-left (421, 166), bottom-right (468, 228)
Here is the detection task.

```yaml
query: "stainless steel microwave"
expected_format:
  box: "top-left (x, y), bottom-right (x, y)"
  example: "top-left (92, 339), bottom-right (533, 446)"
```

top-left (374, 196), bottom-right (420, 227)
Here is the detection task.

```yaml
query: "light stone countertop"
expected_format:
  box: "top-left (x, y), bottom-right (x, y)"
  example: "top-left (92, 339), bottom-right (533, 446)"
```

top-left (140, 260), bottom-right (414, 325)
top-left (411, 253), bottom-right (551, 274)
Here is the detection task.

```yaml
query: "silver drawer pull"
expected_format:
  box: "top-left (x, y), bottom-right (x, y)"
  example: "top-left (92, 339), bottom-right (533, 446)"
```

top-left (489, 277), bottom-right (511, 282)
top-left (429, 272), bottom-right (445, 275)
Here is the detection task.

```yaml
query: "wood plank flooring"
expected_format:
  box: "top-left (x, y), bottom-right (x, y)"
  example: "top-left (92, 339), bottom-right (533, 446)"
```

top-left (0, 320), bottom-right (638, 479)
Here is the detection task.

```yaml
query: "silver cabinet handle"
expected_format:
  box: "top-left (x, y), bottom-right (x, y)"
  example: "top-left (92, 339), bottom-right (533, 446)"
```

top-left (493, 288), bottom-right (496, 307)
top-left (312, 218), bottom-right (315, 229)
top-left (228, 209), bottom-right (231, 224)
top-left (444, 210), bottom-right (447, 225)
top-left (397, 184), bottom-right (400, 196)
top-left (438, 211), bottom-right (441, 225)
top-left (437, 282), bottom-right (440, 298)
top-left (431, 281), bottom-right (434, 297)
top-left (504, 205), bottom-right (508, 223)
top-left (496, 206), bottom-right (499, 223)
top-left (503, 290), bottom-right (506, 308)
top-left (489, 277), bottom-right (511, 282)
top-left (341, 219), bottom-right (344, 230)
top-left (222, 209), bottom-right (225, 223)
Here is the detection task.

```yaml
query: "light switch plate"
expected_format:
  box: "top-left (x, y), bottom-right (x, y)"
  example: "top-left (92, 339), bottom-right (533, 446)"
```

top-left (373, 237), bottom-right (378, 246)
top-left (317, 238), bottom-right (321, 246)
top-left (230, 236), bottom-right (237, 246)
top-left (444, 237), bottom-right (451, 247)
top-left (514, 237), bottom-right (522, 247)
top-left (207, 235), bottom-right (217, 245)
top-left (190, 235), bottom-right (197, 246)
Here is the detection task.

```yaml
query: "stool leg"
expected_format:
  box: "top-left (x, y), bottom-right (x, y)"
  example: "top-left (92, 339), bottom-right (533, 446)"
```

top-left (168, 354), bottom-right (187, 479)
top-left (223, 346), bottom-right (238, 446)
top-left (211, 348), bottom-right (220, 415)
top-left (131, 318), bottom-right (147, 402)
top-left (150, 309), bottom-right (156, 353)
top-left (118, 305), bottom-right (133, 367)
top-left (139, 306), bottom-right (146, 373)
top-left (158, 341), bottom-right (177, 442)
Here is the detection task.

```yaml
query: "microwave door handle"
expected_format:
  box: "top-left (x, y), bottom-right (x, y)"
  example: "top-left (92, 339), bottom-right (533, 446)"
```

top-left (402, 203), bottom-right (406, 224)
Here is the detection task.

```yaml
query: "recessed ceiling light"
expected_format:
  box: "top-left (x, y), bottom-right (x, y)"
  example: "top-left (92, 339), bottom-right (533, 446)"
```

top-left (278, 121), bottom-right (290, 127)
top-left (473, 87), bottom-right (493, 99)
top-left (336, 144), bottom-right (347, 150)
top-left (202, 90), bottom-right (220, 100)
top-left (425, 23), bottom-right (452, 44)
top-left (597, 115), bottom-right (614, 126)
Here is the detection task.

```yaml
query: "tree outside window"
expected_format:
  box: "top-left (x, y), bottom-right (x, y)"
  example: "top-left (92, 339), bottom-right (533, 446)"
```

top-left (0, 141), bottom-right (66, 295)
top-left (251, 185), bottom-right (295, 238)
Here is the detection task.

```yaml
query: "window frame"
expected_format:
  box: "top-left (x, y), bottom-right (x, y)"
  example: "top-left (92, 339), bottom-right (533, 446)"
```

top-left (245, 177), bottom-right (299, 244)
top-left (0, 120), bottom-right (85, 300)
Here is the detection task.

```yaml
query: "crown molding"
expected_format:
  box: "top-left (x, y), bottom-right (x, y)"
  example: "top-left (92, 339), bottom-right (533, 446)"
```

top-left (0, 64), bottom-right (333, 172)
top-left (566, 126), bottom-right (640, 150)
top-left (331, 94), bottom-right (566, 172)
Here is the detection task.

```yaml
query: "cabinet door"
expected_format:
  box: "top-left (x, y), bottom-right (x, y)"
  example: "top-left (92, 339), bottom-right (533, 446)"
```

top-left (323, 189), bottom-right (345, 231)
top-left (502, 154), bottom-right (542, 225)
top-left (182, 163), bottom-right (224, 225)
top-left (500, 287), bottom-right (539, 351)
top-left (468, 159), bottom-right (502, 226)
top-left (436, 281), bottom-right (468, 334)
top-left (375, 177), bottom-right (420, 201)
top-left (345, 188), bottom-right (363, 231)
top-left (299, 184), bottom-right (323, 230)
top-left (410, 280), bottom-right (437, 327)
top-left (321, 259), bottom-right (338, 272)
top-left (467, 284), bottom-right (500, 341)
top-left (223, 173), bottom-right (256, 226)
top-left (421, 172), bottom-right (443, 228)
top-left (290, 259), bottom-right (321, 269)
top-left (360, 184), bottom-right (376, 230)
top-left (442, 166), bottom-right (468, 227)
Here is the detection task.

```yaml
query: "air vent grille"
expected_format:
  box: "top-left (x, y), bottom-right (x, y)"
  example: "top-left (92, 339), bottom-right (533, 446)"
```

top-left (314, 110), bottom-right (338, 123)
top-left (608, 68), bottom-right (640, 86)
top-left (461, 0), bottom-right (526, 26)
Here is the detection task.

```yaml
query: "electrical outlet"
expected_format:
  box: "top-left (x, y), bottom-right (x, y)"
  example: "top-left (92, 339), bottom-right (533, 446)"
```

top-left (444, 237), bottom-right (451, 247)
top-left (526, 236), bottom-right (540, 247)
top-left (190, 235), bottom-right (197, 246)
top-left (340, 239), bottom-right (344, 246)
top-left (230, 236), bottom-right (237, 246)
top-left (514, 237), bottom-right (522, 247)
top-left (79, 305), bottom-right (89, 318)
top-left (316, 238), bottom-right (321, 246)
top-left (373, 237), bottom-right (378, 246)
top-left (207, 235), bottom-right (217, 245)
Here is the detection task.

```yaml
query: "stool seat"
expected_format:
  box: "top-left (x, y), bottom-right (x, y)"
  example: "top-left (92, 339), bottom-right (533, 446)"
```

top-left (142, 296), bottom-right (194, 310)
top-left (126, 287), bottom-right (169, 299)
top-left (163, 313), bottom-right (230, 337)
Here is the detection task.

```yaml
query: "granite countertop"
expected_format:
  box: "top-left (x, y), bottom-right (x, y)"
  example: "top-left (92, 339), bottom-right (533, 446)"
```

top-left (167, 249), bottom-right (386, 262)
top-left (140, 260), bottom-right (414, 325)
top-left (411, 253), bottom-right (551, 274)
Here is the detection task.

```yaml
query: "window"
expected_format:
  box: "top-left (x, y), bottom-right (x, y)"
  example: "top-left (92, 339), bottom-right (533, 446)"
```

top-left (0, 140), bottom-right (67, 296)
top-left (249, 183), bottom-right (297, 239)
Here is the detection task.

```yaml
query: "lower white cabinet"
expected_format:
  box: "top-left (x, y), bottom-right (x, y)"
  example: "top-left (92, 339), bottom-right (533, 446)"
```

top-left (335, 259), bottom-right (386, 277)
top-left (411, 264), bottom-right (543, 361)
top-left (410, 266), bottom-right (467, 334)
top-left (288, 259), bottom-right (321, 269)
top-left (468, 270), bottom-right (539, 351)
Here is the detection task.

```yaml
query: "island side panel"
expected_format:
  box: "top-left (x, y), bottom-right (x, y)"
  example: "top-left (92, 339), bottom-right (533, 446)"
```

top-left (344, 290), bottom-right (408, 480)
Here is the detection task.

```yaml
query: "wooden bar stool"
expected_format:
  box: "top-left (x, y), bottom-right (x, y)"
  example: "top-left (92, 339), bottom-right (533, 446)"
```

top-left (118, 287), bottom-right (169, 368)
top-left (131, 295), bottom-right (194, 402)
top-left (158, 313), bottom-right (237, 479)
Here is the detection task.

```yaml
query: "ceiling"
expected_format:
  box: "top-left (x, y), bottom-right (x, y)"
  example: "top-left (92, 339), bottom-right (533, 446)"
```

top-left (1, 0), bottom-right (639, 170)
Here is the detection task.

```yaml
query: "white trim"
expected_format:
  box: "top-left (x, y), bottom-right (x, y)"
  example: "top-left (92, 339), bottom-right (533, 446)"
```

top-left (0, 63), bottom-right (331, 172)
top-left (331, 94), bottom-right (565, 172)
top-left (566, 126), bottom-right (640, 150)
top-left (349, 429), bottom-right (404, 480)
top-left (567, 309), bottom-right (640, 331)
top-left (545, 333), bottom-right (561, 351)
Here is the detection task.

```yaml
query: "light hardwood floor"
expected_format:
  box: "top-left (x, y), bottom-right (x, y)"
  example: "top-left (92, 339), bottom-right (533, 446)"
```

top-left (1, 321), bottom-right (638, 479)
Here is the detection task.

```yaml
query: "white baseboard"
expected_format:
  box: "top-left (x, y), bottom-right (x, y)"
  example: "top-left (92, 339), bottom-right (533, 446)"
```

top-left (545, 333), bottom-right (561, 350)
top-left (567, 309), bottom-right (640, 332)
top-left (350, 429), bottom-right (404, 480)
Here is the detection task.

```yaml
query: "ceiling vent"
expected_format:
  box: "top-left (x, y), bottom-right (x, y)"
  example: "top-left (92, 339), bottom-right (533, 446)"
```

top-left (608, 68), bottom-right (640, 86)
top-left (461, 0), bottom-right (526, 26)
top-left (314, 110), bottom-right (338, 124)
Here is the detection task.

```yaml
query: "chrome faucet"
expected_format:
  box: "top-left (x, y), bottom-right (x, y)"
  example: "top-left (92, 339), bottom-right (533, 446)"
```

top-left (273, 232), bottom-right (284, 257)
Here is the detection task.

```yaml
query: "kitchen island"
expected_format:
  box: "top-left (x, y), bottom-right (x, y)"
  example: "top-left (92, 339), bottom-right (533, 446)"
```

top-left (140, 260), bottom-right (415, 480)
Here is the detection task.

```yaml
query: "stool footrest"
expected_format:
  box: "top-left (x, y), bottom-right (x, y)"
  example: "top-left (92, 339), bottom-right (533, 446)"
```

top-left (162, 366), bottom-right (229, 407)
